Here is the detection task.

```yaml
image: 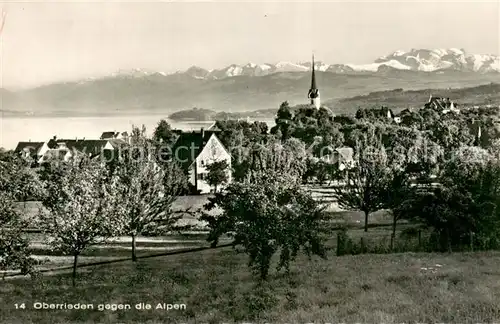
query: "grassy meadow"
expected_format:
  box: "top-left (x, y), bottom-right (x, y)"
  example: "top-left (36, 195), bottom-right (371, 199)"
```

top-left (4, 191), bottom-right (467, 323)
top-left (2, 245), bottom-right (500, 323)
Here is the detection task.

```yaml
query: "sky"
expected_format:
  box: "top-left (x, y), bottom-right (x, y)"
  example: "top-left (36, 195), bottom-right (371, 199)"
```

top-left (0, 0), bottom-right (498, 89)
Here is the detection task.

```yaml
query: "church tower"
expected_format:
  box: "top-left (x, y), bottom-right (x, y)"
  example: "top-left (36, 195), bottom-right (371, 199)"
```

top-left (307, 55), bottom-right (320, 109)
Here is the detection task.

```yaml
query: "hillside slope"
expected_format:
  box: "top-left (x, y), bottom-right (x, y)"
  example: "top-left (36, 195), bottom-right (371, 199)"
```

top-left (327, 83), bottom-right (500, 114)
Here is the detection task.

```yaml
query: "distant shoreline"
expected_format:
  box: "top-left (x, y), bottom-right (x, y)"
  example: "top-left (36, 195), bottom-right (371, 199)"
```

top-left (0, 111), bottom-right (277, 122)
top-left (0, 111), bottom-right (172, 119)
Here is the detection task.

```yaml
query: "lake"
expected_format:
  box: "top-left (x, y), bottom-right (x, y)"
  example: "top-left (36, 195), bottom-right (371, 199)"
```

top-left (0, 115), bottom-right (276, 150)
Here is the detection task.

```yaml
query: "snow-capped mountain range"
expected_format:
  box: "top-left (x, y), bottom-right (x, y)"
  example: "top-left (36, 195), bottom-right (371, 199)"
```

top-left (3, 47), bottom-right (499, 118)
top-left (163, 48), bottom-right (499, 80)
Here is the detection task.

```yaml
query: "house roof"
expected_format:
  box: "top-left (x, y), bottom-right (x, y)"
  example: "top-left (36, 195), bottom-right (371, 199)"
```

top-left (14, 142), bottom-right (45, 154)
top-left (63, 140), bottom-right (111, 157)
top-left (172, 131), bottom-right (213, 169)
top-left (426, 96), bottom-right (457, 111)
top-left (207, 123), bottom-right (222, 132)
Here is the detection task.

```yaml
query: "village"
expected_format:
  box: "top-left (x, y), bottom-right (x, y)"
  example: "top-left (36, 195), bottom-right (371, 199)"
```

top-left (12, 60), bottom-right (485, 198)
top-left (2, 1), bottom-right (500, 323)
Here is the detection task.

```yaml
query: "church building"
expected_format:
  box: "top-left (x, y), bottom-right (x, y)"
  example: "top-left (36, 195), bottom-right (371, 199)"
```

top-left (307, 55), bottom-right (321, 109)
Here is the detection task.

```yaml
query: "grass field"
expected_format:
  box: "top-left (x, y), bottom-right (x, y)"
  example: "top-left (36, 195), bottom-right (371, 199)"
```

top-left (19, 225), bottom-right (409, 272)
top-left (2, 245), bottom-right (500, 323)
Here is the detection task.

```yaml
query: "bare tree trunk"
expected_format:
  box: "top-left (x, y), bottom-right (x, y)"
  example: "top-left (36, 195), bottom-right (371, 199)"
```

top-left (364, 210), bottom-right (369, 232)
top-left (131, 234), bottom-right (137, 262)
top-left (72, 253), bottom-right (78, 287)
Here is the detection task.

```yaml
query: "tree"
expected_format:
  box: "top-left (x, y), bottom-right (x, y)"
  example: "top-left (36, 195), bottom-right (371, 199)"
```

top-left (205, 160), bottom-right (229, 193)
top-left (333, 129), bottom-right (390, 232)
top-left (232, 136), bottom-right (307, 184)
top-left (153, 119), bottom-right (178, 147)
top-left (215, 120), bottom-right (268, 149)
top-left (0, 152), bottom-right (43, 208)
top-left (38, 159), bottom-right (123, 286)
top-left (247, 138), bottom-right (307, 183)
top-left (201, 171), bottom-right (328, 280)
top-left (380, 169), bottom-right (414, 250)
top-left (271, 101), bottom-right (295, 140)
top-left (427, 118), bottom-right (475, 154)
top-left (112, 127), bottom-right (187, 261)
top-left (381, 130), bottom-right (443, 249)
top-left (405, 146), bottom-right (500, 252)
top-left (0, 191), bottom-right (37, 279)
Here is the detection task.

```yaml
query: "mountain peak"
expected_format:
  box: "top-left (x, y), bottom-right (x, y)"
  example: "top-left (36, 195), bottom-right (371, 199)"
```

top-left (97, 47), bottom-right (499, 82)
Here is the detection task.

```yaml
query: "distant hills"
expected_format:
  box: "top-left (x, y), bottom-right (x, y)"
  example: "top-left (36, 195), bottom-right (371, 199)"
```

top-left (327, 83), bottom-right (500, 115)
top-left (167, 83), bottom-right (500, 121)
top-left (1, 48), bottom-right (499, 117)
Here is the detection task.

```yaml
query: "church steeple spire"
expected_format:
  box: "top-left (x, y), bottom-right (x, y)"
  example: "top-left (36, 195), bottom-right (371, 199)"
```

top-left (307, 54), bottom-right (320, 109)
top-left (311, 54), bottom-right (317, 90)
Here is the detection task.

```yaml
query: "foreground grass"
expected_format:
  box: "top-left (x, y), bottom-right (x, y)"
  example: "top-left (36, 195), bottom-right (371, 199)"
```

top-left (2, 246), bottom-right (500, 323)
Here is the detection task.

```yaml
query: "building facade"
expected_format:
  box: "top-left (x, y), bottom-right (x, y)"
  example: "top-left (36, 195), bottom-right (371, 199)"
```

top-left (172, 130), bottom-right (231, 194)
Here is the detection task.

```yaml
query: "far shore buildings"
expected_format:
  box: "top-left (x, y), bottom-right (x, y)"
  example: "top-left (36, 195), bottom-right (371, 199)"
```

top-left (15, 135), bottom-right (128, 164)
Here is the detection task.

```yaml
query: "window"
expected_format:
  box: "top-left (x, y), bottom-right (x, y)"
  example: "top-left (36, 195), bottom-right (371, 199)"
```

top-left (198, 173), bottom-right (205, 180)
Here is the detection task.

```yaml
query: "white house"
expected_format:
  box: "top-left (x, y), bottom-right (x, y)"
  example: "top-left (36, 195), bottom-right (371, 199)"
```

top-left (172, 130), bottom-right (231, 194)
